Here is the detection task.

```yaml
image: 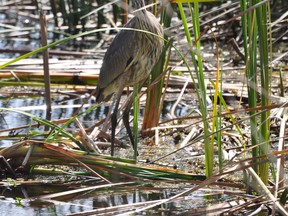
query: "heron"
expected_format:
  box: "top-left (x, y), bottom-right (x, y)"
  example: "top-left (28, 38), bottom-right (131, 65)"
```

top-left (95, 0), bottom-right (164, 156)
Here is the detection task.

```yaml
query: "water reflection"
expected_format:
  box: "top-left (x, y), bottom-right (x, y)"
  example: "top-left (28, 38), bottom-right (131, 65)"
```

top-left (0, 180), bottom-right (195, 215)
top-left (0, 93), bottom-right (193, 148)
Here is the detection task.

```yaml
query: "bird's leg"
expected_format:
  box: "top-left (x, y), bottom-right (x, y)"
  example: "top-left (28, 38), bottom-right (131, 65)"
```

top-left (123, 95), bottom-right (134, 149)
top-left (102, 96), bottom-right (116, 132)
top-left (110, 90), bottom-right (123, 156)
top-left (123, 80), bottom-right (145, 151)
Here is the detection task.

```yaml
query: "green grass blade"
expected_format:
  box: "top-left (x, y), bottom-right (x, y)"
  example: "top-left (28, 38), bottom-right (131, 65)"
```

top-left (0, 107), bottom-right (81, 146)
top-left (255, 0), bottom-right (270, 185)
top-left (178, 2), bottom-right (212, 177)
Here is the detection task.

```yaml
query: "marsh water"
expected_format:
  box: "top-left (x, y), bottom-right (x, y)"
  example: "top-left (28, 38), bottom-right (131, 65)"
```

top-left (0, 91), bottom-right (207, 215)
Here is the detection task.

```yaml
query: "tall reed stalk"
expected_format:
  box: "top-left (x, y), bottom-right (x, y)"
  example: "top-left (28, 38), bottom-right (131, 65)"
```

top-left (256, 0), bottom-right (270, 185)
top-left (241, 0), bottom-right (271, 184)
top-left (177, 2), bottom-right (213, 177)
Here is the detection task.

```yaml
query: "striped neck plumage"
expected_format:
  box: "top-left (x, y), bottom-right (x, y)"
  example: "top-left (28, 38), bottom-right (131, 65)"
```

top-left (131, 0), bottom-right (146, 16)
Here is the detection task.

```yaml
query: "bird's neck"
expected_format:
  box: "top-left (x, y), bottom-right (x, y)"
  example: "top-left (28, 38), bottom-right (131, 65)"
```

top-left (132, 0), bottom-right (145, 9)
top-left (132, 0), bottom-right (147, 17)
